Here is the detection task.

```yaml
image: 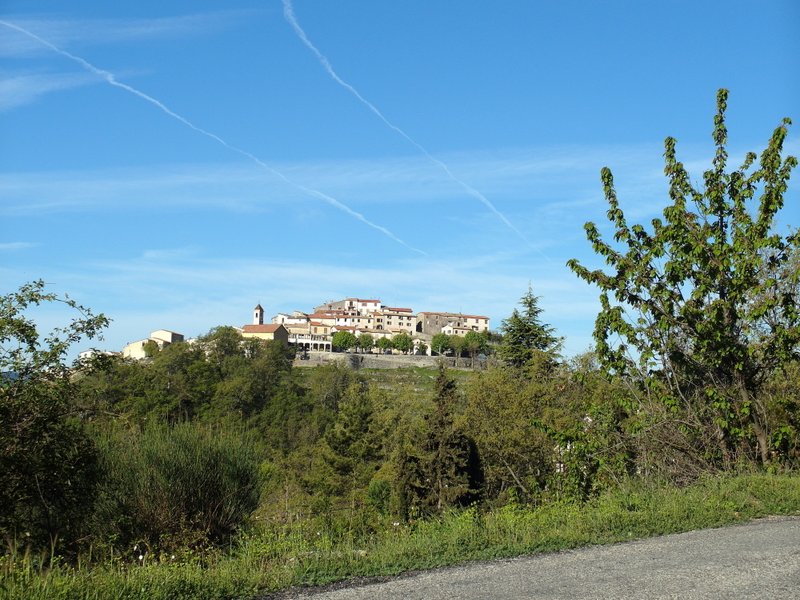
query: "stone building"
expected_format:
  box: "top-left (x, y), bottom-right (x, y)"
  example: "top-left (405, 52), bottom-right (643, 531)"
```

top-left (415, 312), bottom-right (490, 336)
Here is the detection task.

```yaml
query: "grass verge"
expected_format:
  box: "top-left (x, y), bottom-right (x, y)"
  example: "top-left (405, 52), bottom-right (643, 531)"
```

top-left (2, 472), bottom-right (799, 599)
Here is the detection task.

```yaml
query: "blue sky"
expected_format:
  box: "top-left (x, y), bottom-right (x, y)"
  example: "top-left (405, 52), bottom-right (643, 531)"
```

top-left (1, 0), bottom-right (798, 358)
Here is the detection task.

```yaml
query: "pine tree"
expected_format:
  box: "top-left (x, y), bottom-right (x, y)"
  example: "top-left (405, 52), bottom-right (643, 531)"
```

top-left (423, 365), bottom-right (481, 511)
top-left (497, 286), bottom-right (560, 369)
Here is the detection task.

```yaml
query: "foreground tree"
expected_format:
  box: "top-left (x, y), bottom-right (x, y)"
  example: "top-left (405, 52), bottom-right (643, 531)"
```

top-left (568, 90), bottom-right (798, 466)
top-left (395, 366), bottom-right (481, 514)
top-left (0, 280), bottom-right (108, 550)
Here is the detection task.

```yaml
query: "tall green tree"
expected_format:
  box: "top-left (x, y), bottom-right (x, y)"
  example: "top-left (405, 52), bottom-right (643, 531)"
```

top-left (315, 382), bottom-right (378, 498)
top-left (567, 89), bottom-right (799, 465)
top-left (0, 280), bottom-right (108, 551)
top-left (497, 286), bottom-right (560, 369)
top-left (430, 366), bottom-right (481, 510)
top-left (394, 365), bottom-right (483, 512)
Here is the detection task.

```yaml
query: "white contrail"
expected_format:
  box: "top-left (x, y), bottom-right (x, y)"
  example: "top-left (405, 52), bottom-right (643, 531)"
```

top-left (0, 19), bottom-right (425, 255)
top-left (282, 0), bottom-right (532, 246)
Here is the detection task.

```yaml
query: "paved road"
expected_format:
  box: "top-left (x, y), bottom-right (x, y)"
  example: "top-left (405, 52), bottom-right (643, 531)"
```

top-left (278, 516), bottom-right (800, 599)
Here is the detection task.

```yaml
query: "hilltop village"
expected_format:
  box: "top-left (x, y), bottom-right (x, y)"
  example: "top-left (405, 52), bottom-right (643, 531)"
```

top-left (120, 297), bottom-right (489, 359)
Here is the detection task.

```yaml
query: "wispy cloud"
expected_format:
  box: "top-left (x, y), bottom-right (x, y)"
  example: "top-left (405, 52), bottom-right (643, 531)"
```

top-left (0, 241), bottom-right (37, 251)
top-left (0, 70), bottom-right (99, 111)
top-left (0, 143), bottom-right (661, 214)
top-left (0, 19), bottom-right (424, 255)
top-left (140, 247), bottom-right (200, 261)
top-left (281, 0), bottom-right (532, 247)
top-left (0, 12), bottom-right (251, 57)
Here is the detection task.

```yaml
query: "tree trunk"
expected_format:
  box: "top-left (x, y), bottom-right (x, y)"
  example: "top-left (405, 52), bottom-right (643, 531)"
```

top-left (735, 375), bottom-right (769, 464)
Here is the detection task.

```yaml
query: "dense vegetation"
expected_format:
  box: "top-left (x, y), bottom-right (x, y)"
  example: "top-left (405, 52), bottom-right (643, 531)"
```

top-left (2, 90), bottom-right (798, 597)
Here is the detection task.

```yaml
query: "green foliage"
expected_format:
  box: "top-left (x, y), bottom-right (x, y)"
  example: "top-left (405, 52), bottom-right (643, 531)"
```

top-left (568, 90), bottom-right (799, 468)
top-left (395, 366), bottom-right (481, 515)
top-left (464, 367), bottom-right (552, 501)
top-left (142, 339), bottom-right (160, 357)
top-left (307, 381), bottom-right (380, 501)
top-left (449, 335), bottom-right (465, 366)
top-left (497, 285), bottom-right (560, 369)
top-left (331, 330), bottom-right (357, 352)
top-left (0, 280), bottom-right (108, 552)
top-left (75, 335), bottom-right (297, 431)
top-left (431, 333), bottom-right (451, 355)
top-left (95, 422), bottom-right (262, 552)
top-left (5, 473), bottom-right (800, 599)
top-left (357, 333), bottom-right (374, 353)
top-left (376, 337), bottom-right (393, 352)
top-left (463, 330), bottom-right (488, 366)
top-left (391, 332), bottom-right (413, 354)
top-left (465, 354), bottom-right (633, 504)
top-left (210, 339), bottom-right (295, 422)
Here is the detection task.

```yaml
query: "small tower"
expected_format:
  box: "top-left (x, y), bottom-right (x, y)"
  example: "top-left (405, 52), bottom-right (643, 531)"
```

top-left (253, 304), bottom-right (264, 325)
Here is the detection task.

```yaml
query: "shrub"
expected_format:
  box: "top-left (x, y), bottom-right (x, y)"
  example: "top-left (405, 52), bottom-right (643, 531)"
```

top-left (94, 422), bottom-right (262, 552)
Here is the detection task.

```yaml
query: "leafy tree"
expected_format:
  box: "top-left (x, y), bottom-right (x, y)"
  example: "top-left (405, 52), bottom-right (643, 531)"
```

top-left (0, 280), bottom-right (108, 551)
top-left (142, 339), bottom-right (160, 358)
top-left (144, 341), bottom-right (215, 422)
top-left (200, 326), bottom-right (245, 373)
top-left (464, 367), bottom-right (550, 500)
top-left (332, 330), bottom-right (358, 352)
top-left (431, 333), bottom-right (451, 355)
top-left (567, 90), bottom-right (799, 465)
top-left (211, 340), bottom-right (294, 422)
top-left (463, 330), bottom-right (488, 367)
top-left (391, 332), bottom-right (413, 354)
top-left (376, 337), bottom-right (393, 353)
top-left (450, 335), bottom-right (465, 367)
top-left (357, 333), bottom-right (374, 354)
top-left (497, 285), bottom-right (560, 369)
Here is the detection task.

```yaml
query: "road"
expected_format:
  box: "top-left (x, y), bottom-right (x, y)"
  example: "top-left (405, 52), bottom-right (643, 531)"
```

top-left (275, 516), bottom-right (800, 599)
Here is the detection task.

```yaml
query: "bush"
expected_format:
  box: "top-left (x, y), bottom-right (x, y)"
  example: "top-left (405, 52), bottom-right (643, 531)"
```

top-left (94, 422), bottom-right (263, 552)
top-left (0, 280), bottom-right (107, 554)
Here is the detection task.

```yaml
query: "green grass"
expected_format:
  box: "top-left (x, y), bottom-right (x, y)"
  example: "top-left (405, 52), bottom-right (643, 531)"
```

top-left (3, 472), bottom-right (799, 599)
